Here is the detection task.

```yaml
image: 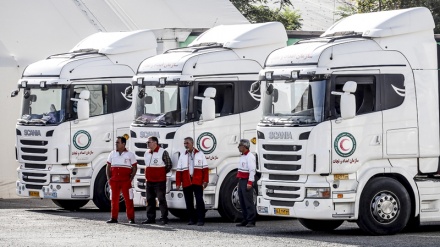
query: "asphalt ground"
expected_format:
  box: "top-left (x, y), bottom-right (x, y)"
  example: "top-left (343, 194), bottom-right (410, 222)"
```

top-left (1, 199), bottom-right (440, 247)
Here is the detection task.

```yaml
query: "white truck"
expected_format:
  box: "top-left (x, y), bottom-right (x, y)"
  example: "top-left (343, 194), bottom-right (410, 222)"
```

top-left (12, 30), bottom-right (160, 210)
top-left (256, 7), bottom-right (440, 235)
top-left (130, 22), bottom-right (287, 221)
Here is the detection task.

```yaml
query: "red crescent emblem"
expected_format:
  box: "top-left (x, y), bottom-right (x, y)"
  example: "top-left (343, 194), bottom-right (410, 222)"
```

top-left (77, 135), bottom-right (85, 145)
top-left (202, 137), bottom-right (210, 149)
top-left (339, 138), bottom-right (349, 151)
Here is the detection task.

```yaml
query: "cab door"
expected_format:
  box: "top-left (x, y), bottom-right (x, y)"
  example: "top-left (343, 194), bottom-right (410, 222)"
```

top-left (70, 82), bottom-right (113, 164)
top-left (193, 82), bottom-right (240, 169)
top-left (330, 73), bottom-right (382, 174)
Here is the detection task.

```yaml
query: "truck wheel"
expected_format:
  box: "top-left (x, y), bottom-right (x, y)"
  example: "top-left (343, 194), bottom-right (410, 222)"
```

top-left (298, 219), bottom-right (344, 231)
top-left (169, 208), bottom-right (190, 220)
top-left (218, 172), bottom-right (258, 222)
top-left (357, 177), bottom-right (410, 235)
top-left (52, 199), bottom-right (89, 210)
top-left (92, 168), bottom-right (126, 212)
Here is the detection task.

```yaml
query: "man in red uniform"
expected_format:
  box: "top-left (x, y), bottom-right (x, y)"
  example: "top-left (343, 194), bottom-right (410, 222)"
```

top-left (176, 137), bottom-right (209, 226)
top-left (142, 136), bottom-right (172, 225)
top-left (106, 136), bottom-right (137, 224)
top-left (235, 139), bottom-right (257, 227)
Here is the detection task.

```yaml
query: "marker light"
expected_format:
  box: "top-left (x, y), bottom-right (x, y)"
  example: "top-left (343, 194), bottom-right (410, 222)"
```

top-left (265, 71), bottom-right (273, 80)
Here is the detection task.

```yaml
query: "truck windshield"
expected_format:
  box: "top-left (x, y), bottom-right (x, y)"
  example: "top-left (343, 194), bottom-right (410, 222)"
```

top-left (263, 79), bottom-right (326, 125)
top-left (134, 85), bottom-right (189, 126)
top-left (19, 87), bottom-right (68, 125)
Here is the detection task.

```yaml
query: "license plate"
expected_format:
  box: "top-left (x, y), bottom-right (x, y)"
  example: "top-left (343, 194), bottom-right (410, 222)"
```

top-left (29, 191), bottom-right (39, 197)
top-left (334, 174), bottom-right (349, 180)
top-left (274, 208), bottom-right (289, 215)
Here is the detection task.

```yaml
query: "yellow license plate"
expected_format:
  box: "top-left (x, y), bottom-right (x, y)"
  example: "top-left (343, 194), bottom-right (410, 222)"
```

top-left (274, 208), bottom-right (289, 215)
top-left (29, 191), bottom-right (39, 197)
top-left (334, 174), bottom-right (349, 180)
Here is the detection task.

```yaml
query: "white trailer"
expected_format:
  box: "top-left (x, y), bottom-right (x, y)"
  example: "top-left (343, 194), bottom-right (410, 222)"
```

top-left (12, 30), bottom-right (159, 210)
top-left (130, 22), bottom-right (287, 221)
top-left (256, 7), bottom-right (440, 235)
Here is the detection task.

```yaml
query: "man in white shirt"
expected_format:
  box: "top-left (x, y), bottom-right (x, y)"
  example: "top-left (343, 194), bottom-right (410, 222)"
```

top-left (106, 136), bottom-right (137, 224)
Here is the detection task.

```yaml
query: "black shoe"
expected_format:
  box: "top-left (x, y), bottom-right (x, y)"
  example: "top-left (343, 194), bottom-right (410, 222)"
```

top-left (246, 222), bottom-right (256, 227)
top-left (129, 219), bottom-right (136, 224)
top-left (159, 218), bottom-right (169, 225)
top-left (187, 221), bottom-right (196, 225)
top-left (197, 222), bottom-right (204, 226)
top-left (106, 218), bottom-right (118, 224)
top-left (236, 221), bottom-right (247, 227)
top-left (141, 219), bottom-right (156, 224)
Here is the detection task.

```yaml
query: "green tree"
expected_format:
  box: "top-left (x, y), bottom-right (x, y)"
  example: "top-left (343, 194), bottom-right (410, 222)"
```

top-left (337, 0), bottom-right (440, 33)
top-left (230, 0), bottom-right (302, 30)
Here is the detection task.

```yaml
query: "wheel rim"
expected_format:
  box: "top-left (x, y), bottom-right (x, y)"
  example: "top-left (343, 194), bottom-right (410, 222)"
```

top-left (370, 191), bottom-right (400, 223)
top-left (230, 185), bottom-right (258, 212)
top-left (231, 185), bottom-right (241, 211)
top-left (105, 181), bottom-right (124, 203)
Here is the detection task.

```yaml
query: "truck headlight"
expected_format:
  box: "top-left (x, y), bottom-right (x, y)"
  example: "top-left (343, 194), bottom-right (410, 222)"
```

top-left (306, 187), bottom-right (330, 198)
top-left (51, 175), bottom-right (70, 183)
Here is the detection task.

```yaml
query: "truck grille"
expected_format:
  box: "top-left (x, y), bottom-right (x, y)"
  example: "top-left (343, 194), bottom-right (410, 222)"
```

top-left (17, 133), bottom-right (54, 186)
top-left (22, 172), bottom-right (48, 184)
top-left (24, 163), bottom-right (46, 169)
top-left (263, 183), bottom-right (303, 201)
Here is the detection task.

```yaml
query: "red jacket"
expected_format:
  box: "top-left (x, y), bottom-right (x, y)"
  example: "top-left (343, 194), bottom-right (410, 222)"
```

top-left (176, 149), bottom-right (209, 188)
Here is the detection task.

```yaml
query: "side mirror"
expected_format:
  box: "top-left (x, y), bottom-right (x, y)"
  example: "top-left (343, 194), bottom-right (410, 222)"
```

top-left (10, 89), bottom-right (19, 97)
top-left (71, 90), bottom-right (90, 121)
top-left (194, 87), bottom-right (216, 122)
top-left (29, 94), bottom-right (37, 102)
top-left (144, 95), bottom-right (153, 104)
top-left (266, 84), bottom-right (274, 95)
top-left (331, 81), bottom-right (357, 120)
top-left (272, 89), bottom-right (279, 103)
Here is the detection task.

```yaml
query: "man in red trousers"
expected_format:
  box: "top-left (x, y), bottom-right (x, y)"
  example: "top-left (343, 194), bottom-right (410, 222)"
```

top-left (106, 136), bottom-right (137, 224)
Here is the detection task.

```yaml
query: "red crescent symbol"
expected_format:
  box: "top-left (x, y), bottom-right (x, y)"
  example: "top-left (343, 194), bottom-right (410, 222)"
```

top-left (78, 135), bottom-right (85, 145)
top-left (339, 139), bottom-right (349, 151)
top-left (202, 137), bottom-right (210, 149)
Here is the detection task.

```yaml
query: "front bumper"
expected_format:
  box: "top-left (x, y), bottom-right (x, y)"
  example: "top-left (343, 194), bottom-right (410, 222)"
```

top-left (257, 196), bottom-right (334, 219)
top-left (16, 180), bottom-right (72, 199)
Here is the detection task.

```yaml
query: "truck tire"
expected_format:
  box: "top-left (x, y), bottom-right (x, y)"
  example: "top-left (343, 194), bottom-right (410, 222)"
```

top-left (218, 172), bottom-right (258, 222)
top-left (169, 208), bottom-right (190, 220)
top-left (92, 168), bottom-right (126, 212)
top-left (357, 177), bottom-right (411, 235)
top-left (298, 219), bottom-right (344, 231)
top-left (52, 199), bottom-right (89, 210)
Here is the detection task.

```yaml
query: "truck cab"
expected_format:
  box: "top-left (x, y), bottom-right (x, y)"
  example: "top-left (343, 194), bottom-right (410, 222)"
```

top-left (13, 30), bottom-right (157, 210)
top-left (130, 22), bottom-right (287, 221)
top-left (256, 7), bottom-right (440, 235)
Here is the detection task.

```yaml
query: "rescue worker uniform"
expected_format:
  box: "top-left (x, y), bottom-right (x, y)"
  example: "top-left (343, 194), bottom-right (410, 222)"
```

top-left (236, 150), bottom-right (256, 226)
top-left (143, 146), bottom-right (172, 224)
top-left (107, 149), bottom-right (137, 222)
top-left (176, 148), bottom-right (209, 225)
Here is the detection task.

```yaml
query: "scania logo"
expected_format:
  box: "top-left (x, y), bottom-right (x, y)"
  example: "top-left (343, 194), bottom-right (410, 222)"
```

top-left (24, 130), bottom-right (41, 136)
top-left (269, 131), bottom-right (292, 139)
top-left (140, 131), bottom-right (160, 138)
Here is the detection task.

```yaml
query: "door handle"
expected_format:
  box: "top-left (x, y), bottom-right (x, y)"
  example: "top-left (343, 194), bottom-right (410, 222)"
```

top-left (370, 135), bottom-right (381, 145)
top-left (230, 135), bottom-right (238, 144)
top-left (104, 132), bottom-right (111, 142)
